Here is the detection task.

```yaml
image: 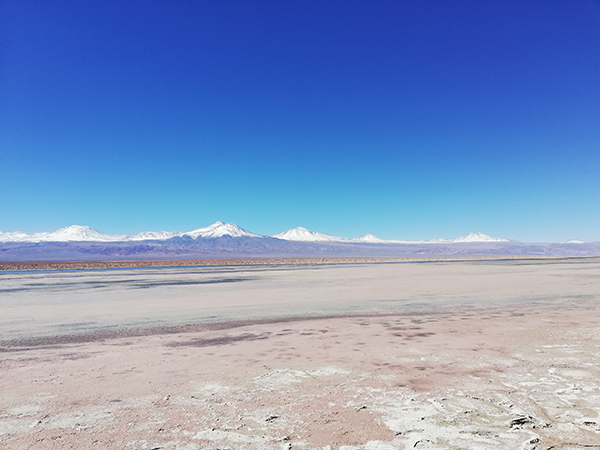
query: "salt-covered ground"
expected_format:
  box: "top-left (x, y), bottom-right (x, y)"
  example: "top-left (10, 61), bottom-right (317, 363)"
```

top-left (1, 259), bottom-right (599, 449)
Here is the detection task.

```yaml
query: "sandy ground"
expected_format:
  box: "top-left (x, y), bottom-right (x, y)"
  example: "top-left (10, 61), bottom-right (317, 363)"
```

top-left (1, 259), bottom-right (600, 449)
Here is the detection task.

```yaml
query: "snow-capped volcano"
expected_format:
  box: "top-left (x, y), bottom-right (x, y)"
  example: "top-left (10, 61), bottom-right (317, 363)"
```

top-left (184, 221), bottom-right (260, 239)
top-left (272, 227), bottom-right (348, 242)
top-left (449, 232), bottom-right (509, 243)
top-left (0, 225), bottom-right (124, 243)
top-left (46, 225), bottom-right (124, 242)
top-left (354, 234), bottom-right (385, 243)
top-left (0, 231), bottom-right (35, 243)
top-left (423, 232), bottom-right (508, 244)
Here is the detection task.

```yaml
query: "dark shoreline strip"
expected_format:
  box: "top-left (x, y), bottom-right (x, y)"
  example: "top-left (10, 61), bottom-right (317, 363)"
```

top-left (2, 255), bottom-right (599, 272)
top-left (1, 295), bottom-right (594, 352)
top-left (0, 311), bottom-right (443, 352)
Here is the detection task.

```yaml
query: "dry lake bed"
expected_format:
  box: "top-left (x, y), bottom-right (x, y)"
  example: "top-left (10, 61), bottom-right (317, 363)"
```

top-left (1, 258), bottom-right (600, 449)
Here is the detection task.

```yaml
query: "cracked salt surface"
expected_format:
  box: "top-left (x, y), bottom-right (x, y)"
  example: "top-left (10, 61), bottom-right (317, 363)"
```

top-left (254, 367), bottom-right (350, 389)
top-left (352, 344), bottom-right (600, 450)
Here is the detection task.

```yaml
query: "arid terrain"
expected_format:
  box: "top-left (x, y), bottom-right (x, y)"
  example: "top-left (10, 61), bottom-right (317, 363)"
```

top-left (1, 258), bottom-right (600, 449)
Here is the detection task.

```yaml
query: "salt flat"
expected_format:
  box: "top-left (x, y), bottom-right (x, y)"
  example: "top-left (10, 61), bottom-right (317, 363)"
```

top-left (1, 259), bottom-right (600, 449)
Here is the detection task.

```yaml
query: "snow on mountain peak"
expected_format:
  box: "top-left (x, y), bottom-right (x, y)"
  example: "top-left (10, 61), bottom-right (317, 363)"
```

top-left (46, 225), bottom-right (128, 242)
top-left (127, 230), bottom-right (180, 241)
top-left (50, 225), bottom-right (100, 239)
top-left (0, 223), bottom-right (513, 244)
top-left (185, 221), bottom-right (260, 239)
top-left (0, 225), bottom-right (124, 242)
top-left (272, 227), bottom-right (348, 242)
top-left (0, 230), bottom-right (39, 243)
top-left (354, 234), bottom-right (384, 243)
top-left (451, 232), bottom-right (509, 243)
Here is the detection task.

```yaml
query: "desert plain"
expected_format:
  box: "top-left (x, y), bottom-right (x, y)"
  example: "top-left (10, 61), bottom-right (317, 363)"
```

top-left (1, 258), bottom-right (600, 449)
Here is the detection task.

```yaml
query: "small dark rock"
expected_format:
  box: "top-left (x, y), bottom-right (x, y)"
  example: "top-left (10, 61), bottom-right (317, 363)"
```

top-left (510, 416), bottom-right (534, 428)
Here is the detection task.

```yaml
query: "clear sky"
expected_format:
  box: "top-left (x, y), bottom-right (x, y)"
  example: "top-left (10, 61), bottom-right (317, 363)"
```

top-left (1, 1), bottom-right (599, 242)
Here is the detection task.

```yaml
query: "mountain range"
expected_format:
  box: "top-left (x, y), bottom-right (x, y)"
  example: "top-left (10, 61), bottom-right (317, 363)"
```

top-left (0, 221), bottom-right (597, 262)
top-left (0, 222), bottom-right (510, 244)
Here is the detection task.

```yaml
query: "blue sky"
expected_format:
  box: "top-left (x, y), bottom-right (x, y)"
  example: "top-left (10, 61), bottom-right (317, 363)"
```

top-left (1, 1), bottom-right (599, 242)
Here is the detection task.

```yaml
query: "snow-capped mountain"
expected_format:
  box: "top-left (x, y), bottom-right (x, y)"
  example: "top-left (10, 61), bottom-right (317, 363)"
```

top-left (125, 221), bottom-right (260, 240)
top-left (272, 227), bottom-right (349, 242)
top-left (561, 239), bottom-right (585, 244)
top-left (354, 234), bottom-right (385, 243)
top-left (127, 230), bottom-right (180, 241)
top-left (47, 225), bottom-right (125, 242)
top-left (0, 231), bottom-right (34, 242)
top-left (185, 221), bottom-right (260, 239)
top-left (0, 225), bottom-right (125, 243)
top-left (443, 232), bottom-right (509, 243)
